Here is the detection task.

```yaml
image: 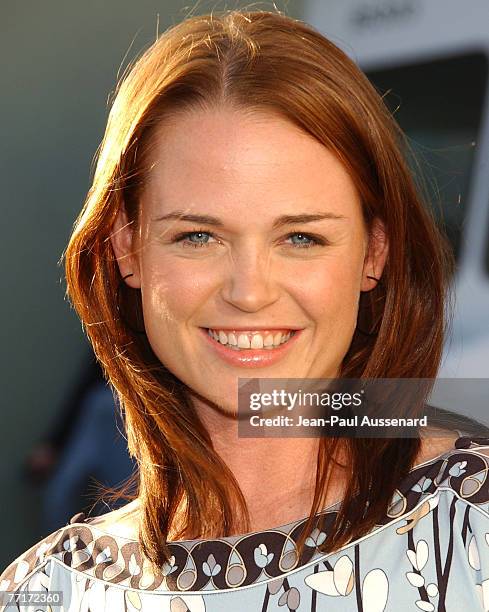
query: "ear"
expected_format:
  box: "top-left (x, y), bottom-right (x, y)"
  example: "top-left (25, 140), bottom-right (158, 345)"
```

top-left (361, 217), bottom-right (389, 292)
top-left (110, 207), bottom-right (141, 289)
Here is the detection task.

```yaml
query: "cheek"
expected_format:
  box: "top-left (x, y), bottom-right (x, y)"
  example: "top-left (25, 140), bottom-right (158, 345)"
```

top-left (139, 258), bottom-right (213, 326)
top-left (294, 258), bottom-right (362, 327)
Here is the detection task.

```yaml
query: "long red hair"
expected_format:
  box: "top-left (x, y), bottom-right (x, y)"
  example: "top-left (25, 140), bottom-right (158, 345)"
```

top-left (62, 9), bottom-right (455, 570)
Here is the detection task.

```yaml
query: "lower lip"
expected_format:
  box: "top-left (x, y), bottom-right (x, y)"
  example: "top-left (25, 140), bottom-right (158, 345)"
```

top-left (199, 328), bottom-right (303, 368)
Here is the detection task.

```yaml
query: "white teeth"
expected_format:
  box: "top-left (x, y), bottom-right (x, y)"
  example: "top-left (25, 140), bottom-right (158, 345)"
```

top-left (250, 335), bottom-right (264, 349)
top-left (207, 329), bottom-right (295, 350)
top-left (237, 334), bottom-right (251, 348)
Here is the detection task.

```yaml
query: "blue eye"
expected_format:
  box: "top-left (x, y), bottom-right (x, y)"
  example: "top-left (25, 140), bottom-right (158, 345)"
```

top-left (171, 229), bottom-right (326, 249)
top-left (173, 231), bottom-right (214, 247)
top-left (286, 233), bottom-right (319, 248)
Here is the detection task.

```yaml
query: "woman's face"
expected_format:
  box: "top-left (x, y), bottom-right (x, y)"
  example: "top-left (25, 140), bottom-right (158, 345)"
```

top-left (111, 106), bottom-right (388, 412)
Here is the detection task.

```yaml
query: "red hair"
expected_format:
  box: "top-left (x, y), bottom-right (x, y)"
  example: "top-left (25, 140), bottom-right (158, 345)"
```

top-left (62, 9), bottom-right (454, 570)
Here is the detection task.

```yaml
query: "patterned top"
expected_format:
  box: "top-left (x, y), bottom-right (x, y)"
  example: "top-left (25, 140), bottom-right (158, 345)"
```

top-left (2, 435), bottom-right (489, 611)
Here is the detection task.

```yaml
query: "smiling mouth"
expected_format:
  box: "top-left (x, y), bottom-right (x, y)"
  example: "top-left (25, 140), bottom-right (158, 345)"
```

top-left (205, 328), bottom-right (297, 350)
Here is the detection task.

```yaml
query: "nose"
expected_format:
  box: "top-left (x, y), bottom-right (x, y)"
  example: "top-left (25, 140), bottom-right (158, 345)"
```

top-left (219, 247), bottom-right (281, 312)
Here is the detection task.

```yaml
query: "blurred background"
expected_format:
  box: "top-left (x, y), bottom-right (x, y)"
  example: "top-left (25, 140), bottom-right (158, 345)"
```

top-left (1, 0), bottom-right (488, 568)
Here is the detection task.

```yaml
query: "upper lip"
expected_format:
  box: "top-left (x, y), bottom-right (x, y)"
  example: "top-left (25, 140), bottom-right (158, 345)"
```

top-left (203, 326), bottom-right (302, 331)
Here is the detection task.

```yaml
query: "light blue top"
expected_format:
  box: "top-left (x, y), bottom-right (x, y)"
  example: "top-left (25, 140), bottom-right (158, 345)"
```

top-left (2, 434), bottom-right (489, 611)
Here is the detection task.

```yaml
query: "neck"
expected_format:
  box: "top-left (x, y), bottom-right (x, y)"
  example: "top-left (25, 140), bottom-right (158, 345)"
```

top-left (191, 393), bottom-right (331, 533)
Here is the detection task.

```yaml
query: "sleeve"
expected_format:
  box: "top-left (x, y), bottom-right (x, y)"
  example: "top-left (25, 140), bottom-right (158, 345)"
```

top-left (455, 446), bottom-right (489, 611)
top-left (0, 559), bottom-right (55, 612)
top-left (0, 529), bottom-right (64, 612)
top-left (465, 499), bottom-right (489, 611)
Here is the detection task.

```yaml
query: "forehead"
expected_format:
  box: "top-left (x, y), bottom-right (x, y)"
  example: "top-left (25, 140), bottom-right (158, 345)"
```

top-left (139, 106), bottom-right (361, 223)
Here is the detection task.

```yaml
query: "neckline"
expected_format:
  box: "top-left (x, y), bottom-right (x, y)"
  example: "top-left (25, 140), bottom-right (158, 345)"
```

top-left (70, 431), bottom-right (475, 545)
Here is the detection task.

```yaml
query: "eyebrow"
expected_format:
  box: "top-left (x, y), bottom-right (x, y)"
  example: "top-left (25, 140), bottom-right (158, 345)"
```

top-left (151, 210), bottom-right (347, 229)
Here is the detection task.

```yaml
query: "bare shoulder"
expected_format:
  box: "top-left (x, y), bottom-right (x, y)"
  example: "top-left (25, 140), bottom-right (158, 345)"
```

top-left (85, 498), bottom-right (141, 541)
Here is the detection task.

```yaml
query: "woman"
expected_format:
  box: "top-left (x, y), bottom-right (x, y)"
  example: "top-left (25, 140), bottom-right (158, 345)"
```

top-left (2, 8), bottom-right (489, 611)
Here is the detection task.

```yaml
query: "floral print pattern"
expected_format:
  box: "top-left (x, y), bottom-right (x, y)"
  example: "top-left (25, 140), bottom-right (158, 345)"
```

top-left (2, 435), bottom-right (489, 610)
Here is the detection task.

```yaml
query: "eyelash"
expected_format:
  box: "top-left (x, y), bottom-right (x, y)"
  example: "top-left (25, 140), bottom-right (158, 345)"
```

top-left (170, 229), bottom-right (328, 249)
